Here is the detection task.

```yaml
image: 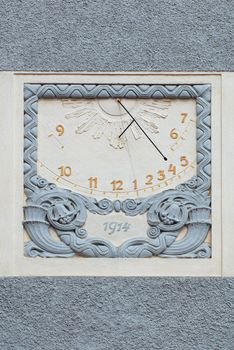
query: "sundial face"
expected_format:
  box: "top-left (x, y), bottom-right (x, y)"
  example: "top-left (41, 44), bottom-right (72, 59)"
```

top-left (23, 83), bottom-right (211, 259)
top-left (37, 97), bottom-right (197, 199)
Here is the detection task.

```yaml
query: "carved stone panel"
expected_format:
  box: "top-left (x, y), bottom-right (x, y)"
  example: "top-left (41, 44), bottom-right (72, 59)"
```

top-left (23, 84), bottom-right (211, 258)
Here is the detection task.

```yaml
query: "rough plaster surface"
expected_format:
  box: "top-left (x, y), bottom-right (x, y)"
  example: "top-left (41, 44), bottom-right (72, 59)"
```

top-left (0, 0), bottom-right (234, 349)
top-left (0, 0), bottom-right (233, 71)
top-left (0, 278), bottom-right (233, 350)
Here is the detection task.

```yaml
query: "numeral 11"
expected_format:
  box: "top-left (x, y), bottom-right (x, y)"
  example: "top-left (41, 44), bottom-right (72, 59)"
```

top-left (89, 177), bottom-right (98, 189)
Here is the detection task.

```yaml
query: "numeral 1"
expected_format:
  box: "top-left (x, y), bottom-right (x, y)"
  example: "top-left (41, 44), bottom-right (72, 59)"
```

top-left (133, 179), bottom-right (138, 190)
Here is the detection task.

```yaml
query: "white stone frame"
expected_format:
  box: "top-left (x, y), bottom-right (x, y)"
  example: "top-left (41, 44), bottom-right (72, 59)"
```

top-left (0, 72), bottom-right (224, 276)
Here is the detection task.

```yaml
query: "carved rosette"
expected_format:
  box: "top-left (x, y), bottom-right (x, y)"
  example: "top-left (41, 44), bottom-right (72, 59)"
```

top-left (23, 84), bottom-right (211, 258)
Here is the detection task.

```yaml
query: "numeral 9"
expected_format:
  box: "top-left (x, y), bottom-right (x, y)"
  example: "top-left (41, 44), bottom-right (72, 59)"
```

top-left (109, 222), bottom-right (117, 234)
top-left (56, 124), bottom-right (64, 136)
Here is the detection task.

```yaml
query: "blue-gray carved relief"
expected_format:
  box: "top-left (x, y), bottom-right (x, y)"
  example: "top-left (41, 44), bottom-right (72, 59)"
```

top-left (23, 84), bottom-right (211, 258)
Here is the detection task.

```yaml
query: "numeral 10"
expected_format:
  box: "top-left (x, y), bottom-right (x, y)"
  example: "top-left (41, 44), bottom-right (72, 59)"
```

top-left (58, 166), bottom-right (71, 176)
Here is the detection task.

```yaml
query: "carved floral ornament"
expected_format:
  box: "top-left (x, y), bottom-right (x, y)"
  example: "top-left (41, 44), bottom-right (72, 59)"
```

top-left (23, 84), bottom-right (211, 258)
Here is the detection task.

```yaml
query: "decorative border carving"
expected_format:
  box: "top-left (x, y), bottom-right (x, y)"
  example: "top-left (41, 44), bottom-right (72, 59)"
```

top-left (23, 84), bottom-right (211, 258)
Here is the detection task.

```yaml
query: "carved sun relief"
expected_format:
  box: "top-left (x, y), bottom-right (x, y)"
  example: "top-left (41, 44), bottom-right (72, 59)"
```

top-left (62, 98), bottom-right (171, 149)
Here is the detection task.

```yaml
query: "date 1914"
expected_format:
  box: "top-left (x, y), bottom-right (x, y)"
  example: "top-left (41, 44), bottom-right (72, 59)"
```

top-left (103, 222), bottom-right (131, 235)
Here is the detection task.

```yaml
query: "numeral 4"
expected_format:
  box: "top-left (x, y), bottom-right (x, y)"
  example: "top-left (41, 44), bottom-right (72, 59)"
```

top-left (168, 164), bottom-right (176, 175)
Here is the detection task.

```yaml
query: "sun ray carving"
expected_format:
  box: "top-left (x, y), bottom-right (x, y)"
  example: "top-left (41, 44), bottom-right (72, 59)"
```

top-left (62, 99), bottom-right (171, 149)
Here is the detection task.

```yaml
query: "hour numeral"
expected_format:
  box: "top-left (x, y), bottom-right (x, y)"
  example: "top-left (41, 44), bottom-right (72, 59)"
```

top-left (180, 156), bottom-right (189, 167)
top-left (168, 164), bottom-right (176, 175)
top-left (89, 177), bottom-right (98, 189)
top-left (170, 128), bottom-right (179, 139)
top-left (133, 179), bottom-right (138, 190)
top-left (181, 112), bottom-right (188, 123)
top-left (58, 166), bottom-right (71, 177)
top-left (158, 170), bottom-right (165, 181)
top-left (111, 180), bottom-right (123, 191)
top-left (145, 174), bottom-right (153, 185)
top-left (56, 124), bottom-right (64, 136)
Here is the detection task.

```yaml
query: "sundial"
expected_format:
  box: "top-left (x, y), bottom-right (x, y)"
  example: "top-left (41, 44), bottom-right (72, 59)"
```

top-left (0, 72), bottom-right (226, 276)
top-left (23, 82), bottom-right (211, 259)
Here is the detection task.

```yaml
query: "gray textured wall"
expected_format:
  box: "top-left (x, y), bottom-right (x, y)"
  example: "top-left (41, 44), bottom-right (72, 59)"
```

top-left (0, 0), bottom-right (234, 71)
top-left (0, 0), bottom-right (233, 349)
top-left (0, 278), bottom-right (233, 350)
